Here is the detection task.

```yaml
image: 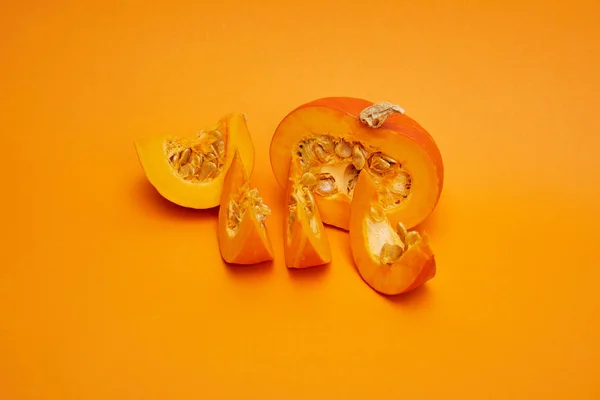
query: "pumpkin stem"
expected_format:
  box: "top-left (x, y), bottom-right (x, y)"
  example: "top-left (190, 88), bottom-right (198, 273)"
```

top-left (359, 101), bottom-right (405, 128)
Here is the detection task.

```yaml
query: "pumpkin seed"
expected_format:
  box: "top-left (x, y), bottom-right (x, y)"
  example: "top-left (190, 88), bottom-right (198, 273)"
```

top-left (315, 173), bottom-right (337, 196)
top-left (317, 136), bottom-right (334, 153)
top-left (404, 231), bottom-right (421, 246)
top-left (380, 243), bottom-right (404, 265)
top-left (229, 201), bottom-right (240, 220)
top-left (299, 142), bottom-right (316, 165)
top-left (302, 187), bottom-right (315, 216)
top-left (198, 161), bottom-right (217, 180)
top-left (170, 152), bottom-right (180, 167)
top-left (179, 163), bottom-right (196, 179)
top-left (314, 144), bottom-right (330, 163)
top-left (299, 172), bottom-right (317, 188)
top-left (352, 145), bottom-right (366, 170)
top-left (370, 156), bottom-right (391, 172)
top-left (334, 140), bottom-right (352, 158)
top-left (369, 205), bottom-right (386, 222)
top-left (396, 222), bottom-right (408, 241)
top-left (192, 153), bottom-right (203, 168)
top-left (180, 148), bottom-right (191, 165)
top-left (211, 130), bottom-right (223, 141)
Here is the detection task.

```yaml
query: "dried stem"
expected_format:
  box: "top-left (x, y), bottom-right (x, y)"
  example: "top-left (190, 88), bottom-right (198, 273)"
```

top-left (359, 101), bottom-right (405, 128)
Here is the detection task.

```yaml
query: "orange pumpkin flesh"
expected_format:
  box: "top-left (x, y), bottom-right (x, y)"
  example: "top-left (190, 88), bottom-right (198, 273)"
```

top-left (349, 170), bottom-right (437, 295)
top-left (269, 97), bottom-right (444, 230)
top-left (284, 157), bottom-right (332, 269)
top-left (135, 113), bottom-right (255, 209)
top-left (217, 150), bottom-right (274, 265)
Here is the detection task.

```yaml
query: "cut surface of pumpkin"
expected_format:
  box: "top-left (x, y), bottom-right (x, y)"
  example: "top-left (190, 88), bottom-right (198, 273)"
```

top-left (349, 170), bottom-right (437, 295)
top-left (269, 97), bottom-right (444, 230)
top-left (284, 157), bottom-right (332, 269)
top-left (135, 113), bottom-right (255, 209)
top-left (217, 150), bottom-right (274, 265)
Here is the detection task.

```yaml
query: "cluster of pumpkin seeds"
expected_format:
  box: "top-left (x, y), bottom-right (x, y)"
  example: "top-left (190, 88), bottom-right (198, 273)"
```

top-left (287, 172), bottom-right (320, 236)
top-left (369, 205), bottom-right (422, 265)
top-left (165, 128), bottom-right (226, 182)
top-left (294, 135), bottom-right (413, 209)
top-left (227, 188), bottom-right (271, 235)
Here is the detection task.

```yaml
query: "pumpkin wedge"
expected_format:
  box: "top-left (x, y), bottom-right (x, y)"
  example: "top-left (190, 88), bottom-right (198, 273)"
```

top-left (284, 157), bottom-right (332, 269)
top-left (349, 170), bottom-right (437, 295)
top-left (135, 112), bottom-right (255, 209)
top-left (217, 150), bottom-right (274, 264)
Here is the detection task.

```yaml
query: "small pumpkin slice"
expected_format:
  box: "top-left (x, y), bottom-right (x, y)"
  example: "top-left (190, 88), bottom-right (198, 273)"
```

top-left (135, 112), bottom-right (255, 209)
top-left (284, 157), bottom-right (332, 269)
top-left (217, 150), bottom-right (274, 265)
top-left (349, 170), bottom-right (436, 295)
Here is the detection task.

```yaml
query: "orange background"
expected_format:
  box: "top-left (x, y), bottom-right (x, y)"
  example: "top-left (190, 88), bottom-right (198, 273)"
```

top-left (2, 0), bottom-right (599, 398)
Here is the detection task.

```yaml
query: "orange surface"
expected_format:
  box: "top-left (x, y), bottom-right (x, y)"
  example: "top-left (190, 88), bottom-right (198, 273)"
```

top-left (2, 0), bottom-right (600, 398)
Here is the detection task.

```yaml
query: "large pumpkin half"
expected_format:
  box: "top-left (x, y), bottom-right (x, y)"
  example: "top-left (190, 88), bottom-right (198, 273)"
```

top-left (269, 97), bottom-right (444, 230)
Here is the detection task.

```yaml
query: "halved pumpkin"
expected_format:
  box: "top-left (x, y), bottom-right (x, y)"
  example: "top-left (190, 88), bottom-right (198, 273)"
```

top-left (349, 170), bottom-right (437, 295)
top-left (135, 112), bottom-right (255, 209)
top-left (217, 150), bottom-right (274, 265)
top-left (269, 97), bottom-right (444, 230)
top-left (284, 157), bottom-right (332, 269)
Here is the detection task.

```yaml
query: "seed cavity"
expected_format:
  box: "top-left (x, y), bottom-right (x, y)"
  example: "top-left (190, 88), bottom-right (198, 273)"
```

top-left (292, 135), bottom-right (412, 207)
top-left (228, 201), bottom-right (242, 232)
top-left (166, 128), bottom-right (227, 182)
top-left (255, 204), bottom-right (271, 224)
top-left (228, 187), bottom-right (271, 235)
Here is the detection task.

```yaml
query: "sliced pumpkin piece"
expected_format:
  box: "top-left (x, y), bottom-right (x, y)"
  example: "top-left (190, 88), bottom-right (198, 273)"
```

top-left (349, 170), bottom-right (437, 295)
top-left (269, 97), bottom-right (444, 230)
top-left (217, 150), bottom-right (274, 265)
top-left (135, 112), bottom-right (255, 209)
top-left (284, 157), bottom-right (332, 269)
